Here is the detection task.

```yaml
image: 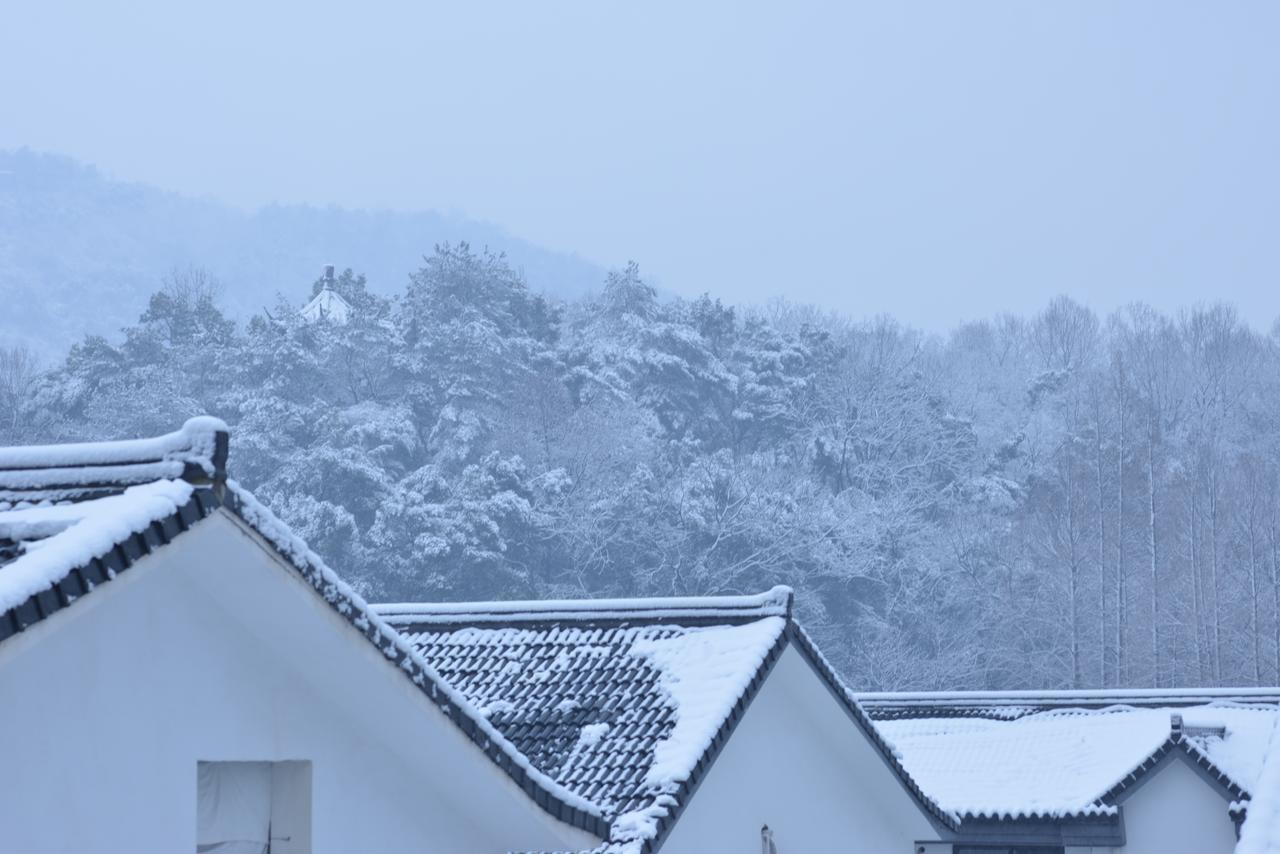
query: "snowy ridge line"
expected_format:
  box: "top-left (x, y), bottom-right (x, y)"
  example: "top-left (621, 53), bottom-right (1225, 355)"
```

top-left (374, 586), bottom-right (794, 626)
top-left (222, 481), bottom-right (611, 832)
top-left (860, 687), bottom-right (1280, 721)
top-left (0, 416), bottom-right (228, 471)
top-left (859, 686), bottom-right (1280, 705)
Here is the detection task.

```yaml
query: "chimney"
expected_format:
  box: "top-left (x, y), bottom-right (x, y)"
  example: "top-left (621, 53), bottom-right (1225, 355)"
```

top-left (324, 264), bottom-right (335, 285)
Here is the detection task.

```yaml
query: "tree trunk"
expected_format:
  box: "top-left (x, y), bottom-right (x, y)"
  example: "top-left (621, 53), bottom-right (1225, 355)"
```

top-left (1271, 513), bottom-right (1280, 683)
top-left (1148, 418), bottom-right (1159, 688)
top-left (1095, 416), bottom-right (1108, 687)
top-left (1209, 463), bottom-right (1222, 682)
top-left (1250, 512), bottom-right (1261, 684)
top-left (1067, 461), bottom-right (1082, 689)
top-left (1115, 387), bottom-right (1127, 684)
top-left (1188, 488), bottom-right (1205, 684)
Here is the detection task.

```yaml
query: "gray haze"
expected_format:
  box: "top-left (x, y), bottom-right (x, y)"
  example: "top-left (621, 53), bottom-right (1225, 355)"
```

top-left (2, 1), bottom-right (1278, 328)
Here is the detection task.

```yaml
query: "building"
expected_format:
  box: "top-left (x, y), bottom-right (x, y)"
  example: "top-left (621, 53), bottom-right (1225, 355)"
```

top-left (0, 419), bottom-right (604, 853)
top-left (300, 264), bottom-right (352, 323)
top-left (9, 418), bottom-right (1270, 853)
top-left (376, 591), bottom-right (957, 853)
top-left (860, 689), bottom-right (1280, 854)
top-left (0, 419), bottom-right (957, 853)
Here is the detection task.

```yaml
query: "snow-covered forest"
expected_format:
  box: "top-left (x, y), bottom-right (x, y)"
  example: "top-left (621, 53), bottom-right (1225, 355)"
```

top-left (5, 245), bottom-right (1279, 692)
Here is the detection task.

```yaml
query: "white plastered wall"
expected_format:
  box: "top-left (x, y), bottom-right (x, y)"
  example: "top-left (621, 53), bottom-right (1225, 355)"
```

top-left (659, 641), bottom-right (944, 853)
top-left (0, 510), bottom-right (599, 854)
top-left (1107, 755), bottom-right (1238, 854)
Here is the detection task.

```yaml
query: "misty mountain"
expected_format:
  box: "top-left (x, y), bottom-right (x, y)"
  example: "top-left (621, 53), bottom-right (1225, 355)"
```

top-left (0, 149), bottom-right (604, 356)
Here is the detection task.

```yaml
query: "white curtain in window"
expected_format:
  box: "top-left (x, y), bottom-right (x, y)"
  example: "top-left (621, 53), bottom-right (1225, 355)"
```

top-left (197, 761), bottom-right (272, 853)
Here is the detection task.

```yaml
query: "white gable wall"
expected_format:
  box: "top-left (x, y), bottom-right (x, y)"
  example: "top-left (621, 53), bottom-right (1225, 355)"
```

top-left (1107, 755), bottom-right (1237, 854)
top-left (1060, 757), bottom-right (1238, 854)
top-left (0, 510), bottom-right (599, 854)
top-left (659, 641), bottom-right (941, 853)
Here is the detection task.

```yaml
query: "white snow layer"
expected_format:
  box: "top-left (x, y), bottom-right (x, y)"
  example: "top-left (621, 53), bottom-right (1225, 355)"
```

top-left (611, 617), bottom-right (786, 841)
top-left (375, 586), bottom-right (792, 625)
top-left (0, 479), bottom-right (195, 614)
top-left (1237, 716), bottom-right (1280, 854)
top-left (301, 287), bottom-right (352, 324)
top-left (877, 703), bottom-right (1277, 819)
top-left (0, 416), bottom-right (226, 471)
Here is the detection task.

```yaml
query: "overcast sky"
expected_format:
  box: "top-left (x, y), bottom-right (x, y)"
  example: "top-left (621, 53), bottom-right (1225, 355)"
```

top-left (2, 1), bottom-right (1277, 329)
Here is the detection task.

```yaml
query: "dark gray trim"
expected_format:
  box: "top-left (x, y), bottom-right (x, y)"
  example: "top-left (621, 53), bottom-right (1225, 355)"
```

top-left (784, 623), bottom-right (961, 836)
top-left (1110, 744), bottom-right (1246, 807)
top-left (1102, 721), bottom-right (1249, 808)
top-left (945, 814), bottom-right (1122, 848)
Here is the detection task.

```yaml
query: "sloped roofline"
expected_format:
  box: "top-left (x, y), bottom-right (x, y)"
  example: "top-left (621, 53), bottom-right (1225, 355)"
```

top-left (0, 420), bottom-right (613, 843)
top-left (637, 621), bottom-right (959, 853)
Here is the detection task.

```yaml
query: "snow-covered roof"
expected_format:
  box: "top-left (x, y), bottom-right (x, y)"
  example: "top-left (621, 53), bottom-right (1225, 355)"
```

top-left (865, 692), bottom-right (1278, 822)
top-left (377, 592), bottom-right (791, 852)
top-left (1237, 716), bottom-right (1280, 854)
top-left (300, 286), bottom-right (351, 323)
top-left (0, 416), bottom-right (227, 505)
top-left (0, 418), bottom-right (229, 631)
top-left (377, 591), bottom-right (956, 852)
top-left (0, 420), bottom-right (609, 842)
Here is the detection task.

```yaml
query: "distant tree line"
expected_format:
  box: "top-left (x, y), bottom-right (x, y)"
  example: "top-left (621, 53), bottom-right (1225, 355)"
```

top-left (6, 245), bottom-right (1280, 691)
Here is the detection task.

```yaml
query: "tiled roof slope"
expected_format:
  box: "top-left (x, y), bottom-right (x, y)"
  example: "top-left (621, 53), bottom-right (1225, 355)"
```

top-left (378, 592), bottom-right (791, 852)
top-left (0, 420), bottom-right (609, 844)
top-left (377, 593), bottom-right (959, 853)
top-left (867, 692), bottom-right (1278, 822)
